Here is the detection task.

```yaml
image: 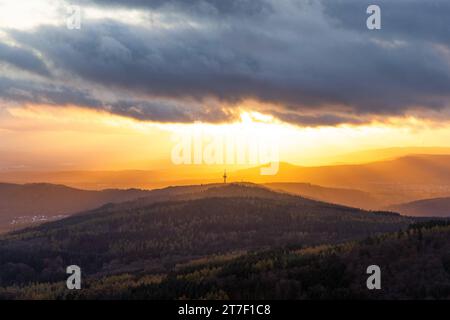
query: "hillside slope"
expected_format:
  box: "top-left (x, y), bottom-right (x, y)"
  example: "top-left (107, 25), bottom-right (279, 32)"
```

top-left (388, 197), bottom-right (450, 217)
top-left (0, 184), bottom-right (412, 288)
top-left (265, 182), bottom-right (379, 209)
top-left (0, 183), bottom-right (151, 232)
top-left (234, 155), bottom-right (450, 206)
top-left (3, 221), bottom-right (450, 300)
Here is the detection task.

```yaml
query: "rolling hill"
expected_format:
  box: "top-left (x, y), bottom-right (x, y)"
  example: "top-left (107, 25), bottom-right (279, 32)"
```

top-left (1, 155), bottom-right (450, 204)
top-left (388, 197), bottom-right (450, 217)
top-left (0, 183), bottom-right (412, 290)
top-left (0, 183), bottom-right (151, 232)
top-left (234, 155), bottom-right (450, 206)
top-left (235, 155), bottom-right (450, 187)
top-left (3, 220), bottom-right (450, 300)
top-left (264, 182), bottom-right (379, 209)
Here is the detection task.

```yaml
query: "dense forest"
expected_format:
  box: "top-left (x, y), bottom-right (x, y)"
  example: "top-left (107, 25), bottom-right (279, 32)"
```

top-left (0, 184), bottom-right (413, 292)
top-left (1, 221), bottom-right (449, 299)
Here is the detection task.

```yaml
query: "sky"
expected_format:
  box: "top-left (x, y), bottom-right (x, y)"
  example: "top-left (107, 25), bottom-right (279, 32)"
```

top-left (0, 0), bottom-right (450, 172)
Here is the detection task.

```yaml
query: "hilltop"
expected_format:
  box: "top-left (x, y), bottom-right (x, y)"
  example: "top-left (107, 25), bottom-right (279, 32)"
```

top-left (0, 183), bottom-right (411, 289)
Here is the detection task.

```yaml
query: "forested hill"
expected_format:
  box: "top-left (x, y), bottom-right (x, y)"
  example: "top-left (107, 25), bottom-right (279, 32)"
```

top-left (96, 182), bottom-right (312, 211)
top-left (0, 182), bottom-right (151, 232)
top-left (3, 221), bottom-right (450, 300)
top-left (388, 197), bottom-right (450, 217)
top-left (0, 184), bottom-right (412, 289)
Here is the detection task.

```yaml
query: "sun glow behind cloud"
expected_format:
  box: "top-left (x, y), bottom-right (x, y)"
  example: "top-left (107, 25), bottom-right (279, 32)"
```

top-left (0, 0), bottom-right (64, 30)
top-left (0, 0), bottom-right (202, 33)
top-left (1, 0), bottom-right (450, 171)
top-left (1, 104), bottom-right (450, 172)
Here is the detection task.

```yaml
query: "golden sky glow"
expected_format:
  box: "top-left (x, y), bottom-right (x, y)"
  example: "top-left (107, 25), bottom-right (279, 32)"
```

top-left (1, 104), bottom-right (450, 172)
top-left (1, 0), bottom-right (450, 177)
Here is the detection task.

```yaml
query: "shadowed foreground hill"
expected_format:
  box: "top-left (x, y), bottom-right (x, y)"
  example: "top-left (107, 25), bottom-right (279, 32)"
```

top-left (2, 221), bottom-right (450, 300)
top-left (0, 184), bottom-right (412, 290)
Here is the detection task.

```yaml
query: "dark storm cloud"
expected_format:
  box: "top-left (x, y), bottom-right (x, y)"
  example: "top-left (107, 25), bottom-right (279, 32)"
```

top-left (0, 76), bottom-right (234, 123)
top-left (270, 110), bottom-right (367, 126)
top-left (0, 76), bottom-right (102, 107)
top-left (110, 99), bottom-right (235, 123)
top-left (11, 22), bottom-right (267, 102)
top-left (3, 0), bottom-right (450, 125)
top-left (322, 0), bottom-right (450, 44)
top-left (0, 43), bottom-right (50, 76)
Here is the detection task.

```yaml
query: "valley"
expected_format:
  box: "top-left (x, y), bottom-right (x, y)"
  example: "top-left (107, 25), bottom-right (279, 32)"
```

top-left (1, 154), bottom-right (450, 299)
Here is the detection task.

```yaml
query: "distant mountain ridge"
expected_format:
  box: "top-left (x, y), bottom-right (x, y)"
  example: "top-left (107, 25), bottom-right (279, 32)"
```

top-left (1, 181), bottom-right (381, 233)
top-left (235, 155), bottom-right (450, 186)
top-left (264, 182), bottom-right (379, 209)
top-left (2, 153), bottom-right (450, 233)
top-left (0, 182), bottom-right (151, 232)
top-left (388, 197), bottom-right (450, 217)
top-left (234, 155), bottom-right (450, 206)
top-left (2, 154), bottom-right (450, 196)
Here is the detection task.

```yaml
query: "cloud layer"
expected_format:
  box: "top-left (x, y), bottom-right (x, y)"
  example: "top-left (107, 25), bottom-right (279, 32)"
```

top-left (0, 0), bottom-right (449, 126)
